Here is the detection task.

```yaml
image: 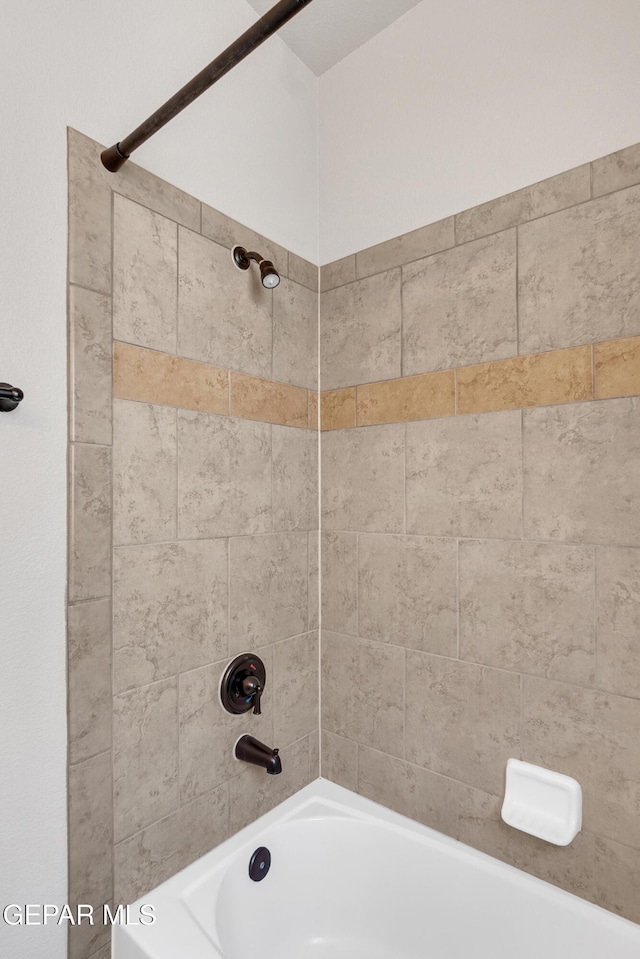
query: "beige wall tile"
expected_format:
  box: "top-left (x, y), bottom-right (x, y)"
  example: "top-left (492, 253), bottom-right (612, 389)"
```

top-left (69, 443), bottom-right (112, 602)
top-left (113, 195), bottom-right (177, 353)
top-left (273, 632), bottom-right (319, 743)
top-left (272, 425), bottom-right (318, 532)
top-left (458, 785), bottom-right (596, 901)
top-left (592, 143), bottom-right (640, 199)
top-left (320, 254), bottom-right (356, 292)
top-left (273, 278), bottom-right (318, 390)
top-left (201, 203), bottom-right (288, 276)
top-left (309, 729), bottom-right (320, 779)
top-left (230, 735), bottom-right (313, 832)
top-left (69, 286), bottom-right (112, 445)
top-left (322, 424), bottom-right (405, 532)
top-left (288, 251), bottom-right (319, 292)
top-left (459, 539), bottom-right (595, 685)
top-left (321, 531), bottom-right (358, 636)
top-left (358, 746), bottom-right (459, 837)
top-left (457, 346), bottom-right (593, 415)
top-left (359, 534), bottom-right (457, 656)
top-left (455, 165), bottom-right (591, 244)
top-left (356, 217), bottom-right (455, 279)
top-left (321, 731), bottom-right (358, 791)
top-left (88, 944), bottom-right (111, 959)
top-left (178, 227), bottom-right (273, 378)
top-left (68, 600), bottom-right (112, 764)
top-left (357, 370), bottom-right (455, 426)
top-left (523, 398), bottom-right (640, 546)
top-left (596, 547), bottom-right (640, 699)
top-left (68, 129), bottom-right (112, 294)
top-left (595, 335), bottom-right (640, 399)
top-left (114, 784), bottom-right (230, 905)
top-left (69, 903), bottom-right (110, 959)
top-left (114, 341), bottom-right (229, 415)
top-left (308, 531), bottom-right (319, 631)
top-left (177, 411), bottom-right (271, 538)
top-left (69, 905), bottom-right (110, 959)
top-left (594, 836), bottom-right (640, 925)
top-left (322, 632), bottom-right (404, 757)
top-left (178, 657), bottom-right (273, 802)
top-left (321, 388), bottom-right (356, 431)
top-left (406, 411), bottom-right (522, 539)
top-left (113, 400), bottom-right (177, 546)
top-left (113, 540), bottom-right (228, 695)
top-left (402, 230), bottom-right (517, 375)
top-left (321, 270), bottom-right (402, 390)
top-left (522, 677), bottom-right (640, 850)
top-left (405, 652), bottom-right (520, 794)
top-left (113, 679), bottom-right (179, 843)
top-left (519, 186), bottom-right (640, 353)
top-left (230, 371), bottom-right (308, 429)
top-left (68, 752), bottom-right (113, 906)
top-left (229, 533), bottom-right (309, 652)
top-left (110, 153), bottom-right (200, 231)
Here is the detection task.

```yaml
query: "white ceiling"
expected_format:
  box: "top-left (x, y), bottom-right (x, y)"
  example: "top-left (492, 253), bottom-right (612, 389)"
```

top-left (245, 0), bottom-right (424, 76)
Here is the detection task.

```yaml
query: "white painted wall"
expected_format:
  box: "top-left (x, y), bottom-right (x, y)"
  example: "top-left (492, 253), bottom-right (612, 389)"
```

top-left (0, 3), bottom-right (316, 958)
top-left (319, 0), bottom-right (640, 262)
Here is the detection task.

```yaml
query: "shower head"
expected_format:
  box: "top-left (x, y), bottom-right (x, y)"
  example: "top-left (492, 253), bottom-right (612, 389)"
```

top-left (232, 245), bottom-right (281, 289)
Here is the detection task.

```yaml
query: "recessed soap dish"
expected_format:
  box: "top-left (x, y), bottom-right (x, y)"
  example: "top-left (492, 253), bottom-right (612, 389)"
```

top-left (501, 759), bottom-right (582, 846)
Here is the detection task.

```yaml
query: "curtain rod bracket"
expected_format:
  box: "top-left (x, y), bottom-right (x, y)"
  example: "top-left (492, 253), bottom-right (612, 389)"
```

top-left (101, 143), bottom-right (130, 173)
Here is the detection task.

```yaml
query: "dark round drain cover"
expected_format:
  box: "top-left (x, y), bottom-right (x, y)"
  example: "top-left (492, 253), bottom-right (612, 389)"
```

top-left (249, 846), bottom-right (271, 882)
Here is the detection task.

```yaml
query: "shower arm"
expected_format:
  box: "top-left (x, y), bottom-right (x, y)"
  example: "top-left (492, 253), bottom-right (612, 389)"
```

top-left (101, 0), bottom-right (315, 172)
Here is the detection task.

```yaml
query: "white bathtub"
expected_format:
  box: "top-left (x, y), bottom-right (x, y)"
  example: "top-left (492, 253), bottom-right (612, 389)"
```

top-left (114, 779), bottom-right (640, 958)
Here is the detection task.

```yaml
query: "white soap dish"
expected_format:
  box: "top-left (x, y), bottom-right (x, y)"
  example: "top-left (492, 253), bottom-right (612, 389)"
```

top-left (501, 759), bottom-right (582, 846)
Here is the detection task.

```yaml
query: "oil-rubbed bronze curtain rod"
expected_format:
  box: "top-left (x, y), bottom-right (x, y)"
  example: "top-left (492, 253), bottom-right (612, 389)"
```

top-left (101, 0), bottom-right (315, 172)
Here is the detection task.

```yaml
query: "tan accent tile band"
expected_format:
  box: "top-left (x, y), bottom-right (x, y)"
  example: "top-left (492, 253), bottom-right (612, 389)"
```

top-left (308, 391), bottom-right (319, 430)
top-left (230, 371), bottom-right (309, 428)
top-left (321, 388), bottom-right (357, 431)
top-left (595, 336), bottom-right (640, 400)
top-left (115, 341), bottom-right (317, 430)
top-left (357, 370), bottom-right (455, 426)
top-left (322, 336), bottom-right (640, 429)
top-left (457, 346), bottom-right (593, 415)
top-left (114, 341), bottom-right (228, 415)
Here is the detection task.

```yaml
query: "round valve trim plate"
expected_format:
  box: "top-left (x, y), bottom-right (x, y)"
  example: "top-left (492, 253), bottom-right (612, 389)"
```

top-left (220, 652), bottom-right (267, 715)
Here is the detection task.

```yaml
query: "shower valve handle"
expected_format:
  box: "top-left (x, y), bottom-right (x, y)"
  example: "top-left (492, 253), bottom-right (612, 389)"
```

top-left (242, 675), bottom-right (263, 715)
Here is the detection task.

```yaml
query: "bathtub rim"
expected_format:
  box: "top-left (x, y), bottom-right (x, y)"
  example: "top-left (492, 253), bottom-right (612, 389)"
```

top-left (113, 777), bottom-right (640, 958)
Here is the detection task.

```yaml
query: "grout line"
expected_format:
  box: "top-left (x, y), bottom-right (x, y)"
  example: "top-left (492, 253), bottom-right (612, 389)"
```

top-left (317, 245), bottom-right (323, 778)
top-left (594, 546), bottom-right (599, 688)
top-left (67, 746), bottom-right (112, 772)
top-left (109, 184), bottom-right (116, 915)
top-left (400, 264), bottom-right (405, 378)
top-left (456, 539), bottom-right (460, 660)
top-left (328, 173), bottom-right (640, 286)
top-left (520, 408), bottom-right (525, 541)
top-left (402, 647), bottom-right (406, 761)
top-left (403, 423), bottom-right (408, 534)
top-left (68, 280), bottom-right (113, 298)
top-left (515, 225), bottom-right (520, 355)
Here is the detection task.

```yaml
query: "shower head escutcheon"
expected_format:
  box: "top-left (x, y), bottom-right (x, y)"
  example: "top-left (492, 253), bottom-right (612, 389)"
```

top-left (232, 245), bottom-right (281, 289)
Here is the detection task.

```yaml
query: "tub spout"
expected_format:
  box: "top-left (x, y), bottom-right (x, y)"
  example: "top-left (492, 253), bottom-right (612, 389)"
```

top-left (235, 735), bottom-right (282, 775)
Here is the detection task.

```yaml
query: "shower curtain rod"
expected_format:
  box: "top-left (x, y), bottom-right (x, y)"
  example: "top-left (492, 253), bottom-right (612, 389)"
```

top-left (101, 0), bottom-right (315, 172)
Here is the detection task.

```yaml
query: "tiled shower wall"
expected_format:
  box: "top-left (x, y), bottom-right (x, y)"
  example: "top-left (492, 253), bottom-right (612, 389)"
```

top-left (320, 143), bottom-right (640, 924)
top-left (67, 129), bottom-right (319, 959)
